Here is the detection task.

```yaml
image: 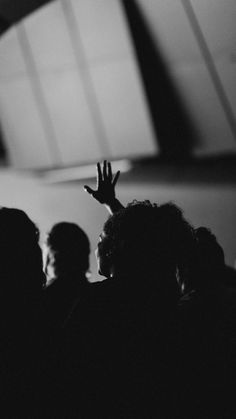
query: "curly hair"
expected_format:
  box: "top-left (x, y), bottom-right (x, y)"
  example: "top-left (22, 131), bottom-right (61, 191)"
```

top-left (102, 200), bottom-right (196, 279)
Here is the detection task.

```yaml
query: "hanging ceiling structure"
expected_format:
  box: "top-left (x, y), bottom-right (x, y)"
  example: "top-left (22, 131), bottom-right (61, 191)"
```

top-left (0, 0), bottom-right (235, 170)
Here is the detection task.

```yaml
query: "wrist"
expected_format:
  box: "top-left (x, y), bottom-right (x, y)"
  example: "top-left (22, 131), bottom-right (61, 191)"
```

top-left (105, 198), bottom-right (123, 214)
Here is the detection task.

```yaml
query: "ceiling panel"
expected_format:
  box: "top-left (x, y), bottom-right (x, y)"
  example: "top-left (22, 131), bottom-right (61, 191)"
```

top-left (70, 0), bottom-right (132, 64)
top-left (136, 0), bottom-right (203, 67)
top-left (137, 0), bottom-right (236, 155)
top-left (40, 69), bottom-right (103, 164)
top-left (190, 0), bottom-right (236, 55)
top-left (0, 27), bottom-right (27, 78)
top-left (0, 78), bottom-right (53, 168)
top-left (0, 0), bottom-right (157, 169)
top-left (23, 1), bottom-right (75, 71)
top-left (173, 62), bottom-right (236, 155)
top-left (90, 59), bottom-right (157, 158)
top-left (189, 0), bottom-right (236, 127)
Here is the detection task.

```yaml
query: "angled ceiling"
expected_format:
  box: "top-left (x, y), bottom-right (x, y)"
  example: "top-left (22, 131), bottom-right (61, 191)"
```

top-left (0, 0), bottom-right (156, 168)
top-left (0, 0), bottom-right (235, 169)
top-left (135, 0), bottom-right (236, 155)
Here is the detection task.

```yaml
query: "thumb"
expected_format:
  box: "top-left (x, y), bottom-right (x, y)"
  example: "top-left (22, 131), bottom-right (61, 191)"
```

top-left (83, 185), bottom-right (95, 196)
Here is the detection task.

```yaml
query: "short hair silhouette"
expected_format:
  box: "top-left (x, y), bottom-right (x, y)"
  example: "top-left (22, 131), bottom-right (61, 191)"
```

top-left (0, 206), bottom-right (45, 295)
top-left (195, 226), bottom-right (225, 267)
top-left (191, 226), bottom-right (226, 290)
top-left (45, 222), bottom-right (90, 279)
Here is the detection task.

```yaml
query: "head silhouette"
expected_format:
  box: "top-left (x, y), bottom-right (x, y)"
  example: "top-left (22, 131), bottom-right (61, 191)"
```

top-left (0, 207), bottom-right (45, 298)
top-left (96, 200), bottom-right (195, 296)
top-left (187, 226), bottom-right (226, 292)
top-left (195, 227), bottom-right (225, 267)
top-left (44, 222), bottom-right (90, 283)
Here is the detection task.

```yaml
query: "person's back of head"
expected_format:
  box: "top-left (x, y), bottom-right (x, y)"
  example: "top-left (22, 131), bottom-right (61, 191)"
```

top-left (45, 222), bottom-right (90, 284)
top-left (0, 207), bottom-right (45, 304)
top-left (98, 200), bottom-right (195, 300)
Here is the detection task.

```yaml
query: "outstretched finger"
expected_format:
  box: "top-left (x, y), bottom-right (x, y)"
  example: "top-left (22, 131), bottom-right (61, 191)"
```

top-left (84, 185), bottom-right (95, 196)
top-left (112, 170), bottom-right (120, 187)
top-left (96, 163), bottom-right (102, 187)
top-left (107, 161), bottom-right (112, 181)
top-left (103, 160), bottom-right (107, 180)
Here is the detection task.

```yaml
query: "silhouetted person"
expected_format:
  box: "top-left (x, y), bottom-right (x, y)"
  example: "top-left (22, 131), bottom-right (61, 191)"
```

top-left (0, 207), bottom-right (48, 414)
top-left (43, 221), bottom-right (90, 329)
top-left (180, 226), bottom-right (236, 303)
top-left (195, 226), bottom-right (236, 289)
top-left (95, 200), bottom-right (198, 416)
top-left (84, 161), bottom-right (236, 417)
top-left (71, 168), bottom-right (197, 417)
top-left (185, 227), bottom-right (225, 293)
top-left (178, 226), bottom-right (236, 416)
top-left (0, 207), bottom-right (46, 332)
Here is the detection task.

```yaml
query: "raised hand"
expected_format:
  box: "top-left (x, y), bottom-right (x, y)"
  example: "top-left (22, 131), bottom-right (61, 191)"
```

top-left (84, 161), bottom-right (122, 211)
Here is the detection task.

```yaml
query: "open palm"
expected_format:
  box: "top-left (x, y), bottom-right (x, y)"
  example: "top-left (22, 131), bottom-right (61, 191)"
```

top-left (84, 160), bottom-right (120, 205)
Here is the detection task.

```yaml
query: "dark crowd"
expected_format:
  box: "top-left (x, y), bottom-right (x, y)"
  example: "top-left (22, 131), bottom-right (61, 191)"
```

top-left (0, 161), bottom-right (236, 418)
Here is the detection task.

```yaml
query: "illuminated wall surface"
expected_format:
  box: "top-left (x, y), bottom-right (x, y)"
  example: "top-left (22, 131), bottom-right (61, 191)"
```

top-left (0, 0), bottom-right (157, 169)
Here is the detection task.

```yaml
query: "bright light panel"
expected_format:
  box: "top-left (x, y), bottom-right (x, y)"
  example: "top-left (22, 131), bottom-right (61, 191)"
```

top-left (0, 0), bottom-right (157, 169)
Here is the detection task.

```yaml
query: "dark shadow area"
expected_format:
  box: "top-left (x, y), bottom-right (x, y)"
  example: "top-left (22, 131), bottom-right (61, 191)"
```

top-left (122, 0), bottom-right (199, 161)
top-left (122, 154), bottom-right (236, 186)
top-left (0, 15), bottom-right (10, 36)
top-left (141, 153), bottom-right (236, 181)
top-left (0, 124), bottom-right (8, 165)
top-left (67, 154), bottom-right (236, 188)
top-left (0, 0), bottom-right (54, 36)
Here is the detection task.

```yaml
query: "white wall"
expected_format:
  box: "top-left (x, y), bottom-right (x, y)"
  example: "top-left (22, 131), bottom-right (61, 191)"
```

top-left (0, 168), bottom-right (235, 282)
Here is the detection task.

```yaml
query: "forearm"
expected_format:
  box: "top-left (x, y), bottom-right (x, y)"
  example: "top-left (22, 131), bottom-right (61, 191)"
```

top-left (105, 198), bottom-right (124, 215)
